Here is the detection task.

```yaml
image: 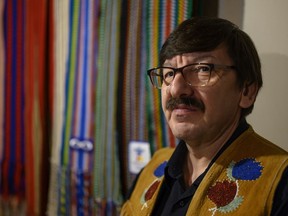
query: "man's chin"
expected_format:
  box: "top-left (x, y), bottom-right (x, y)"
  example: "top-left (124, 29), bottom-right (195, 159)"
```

top-left (170, 124), bottom-right (193, 138)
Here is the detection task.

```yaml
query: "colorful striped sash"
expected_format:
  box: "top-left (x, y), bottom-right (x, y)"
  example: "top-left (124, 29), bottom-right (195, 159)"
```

top-left (0, 0), bottom-right (5, 185)
top-left (1, 1), bottom-right (26, 214)
top-left (25, 0), bottom-right (49, 214)
top-left (94, 0), bottom-right (123, 214)
top-left (0, 1), bottom-right (194, 215)
top-left (57, 0), bottom-right (97, 215)
top-left (47, 1), bottom-right (69, 214)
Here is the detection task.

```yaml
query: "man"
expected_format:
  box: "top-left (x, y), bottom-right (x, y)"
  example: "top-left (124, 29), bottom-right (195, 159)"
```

top-left (121, 17), bottom-right (288, 215)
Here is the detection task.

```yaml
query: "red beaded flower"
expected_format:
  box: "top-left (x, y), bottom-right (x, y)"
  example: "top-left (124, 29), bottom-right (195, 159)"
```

top-left (207, 158), bottom-right (263, 215)
top-left (207, 180), bottom-right (243, 214)
top-left (207, 180), bottom-right (237, 207)
top-left (144, 179), bottom-right (161, 202)
top-left (140, 161), bottom-right (167, 208)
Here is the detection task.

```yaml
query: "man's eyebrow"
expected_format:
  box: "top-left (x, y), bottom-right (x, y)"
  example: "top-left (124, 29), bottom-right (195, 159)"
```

top-left (162, 55), bottom-right (216, 67)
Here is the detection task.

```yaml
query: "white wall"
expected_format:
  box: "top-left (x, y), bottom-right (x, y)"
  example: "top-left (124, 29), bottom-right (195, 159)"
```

top-left (243, 0), bottom-right (288, 150)
top-left (219, 0), bottom-right (288, 150)
top-left (218, 0), bottom-right (244, 28)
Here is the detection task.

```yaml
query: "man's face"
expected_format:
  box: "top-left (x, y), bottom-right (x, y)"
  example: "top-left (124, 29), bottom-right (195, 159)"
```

top-left (161, 45), bottom-right (245, 146)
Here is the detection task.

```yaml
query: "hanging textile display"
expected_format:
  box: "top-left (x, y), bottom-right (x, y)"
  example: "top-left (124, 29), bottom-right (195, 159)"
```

top-left (1, 0), bottom-right (194, 215)
top-left (49, 0), bottom-right (192, 214)
top-left (48, 0), bottom-right (192, 215)
top-left (0, 0), bottom-right (52, 215)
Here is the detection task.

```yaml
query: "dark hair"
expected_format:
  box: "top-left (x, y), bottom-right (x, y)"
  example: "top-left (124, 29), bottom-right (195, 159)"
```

top-left (160, 17), bottom-right (262, 117)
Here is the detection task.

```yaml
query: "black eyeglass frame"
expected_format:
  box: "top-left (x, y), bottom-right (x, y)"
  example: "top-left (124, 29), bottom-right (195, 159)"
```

top-left (147, 63), bottom-right (236, 89)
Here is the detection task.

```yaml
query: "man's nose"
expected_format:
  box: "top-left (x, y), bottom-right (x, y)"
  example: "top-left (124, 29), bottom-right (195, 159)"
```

top-left (169, 72), bottom-right (193, 98)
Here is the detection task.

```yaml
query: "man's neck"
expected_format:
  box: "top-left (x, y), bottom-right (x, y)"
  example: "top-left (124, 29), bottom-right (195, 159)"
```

top-left (183, 118), bottom-right (241, 186)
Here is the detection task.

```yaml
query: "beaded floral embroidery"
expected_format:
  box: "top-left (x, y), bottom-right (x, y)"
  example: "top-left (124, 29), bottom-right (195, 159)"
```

top-left (140, 161), bottom-right (167, 210)
top-left (208, 158), bottom-right (263, 215)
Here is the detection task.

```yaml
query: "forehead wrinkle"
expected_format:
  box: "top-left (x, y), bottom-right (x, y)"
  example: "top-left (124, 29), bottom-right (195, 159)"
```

top-left (182, 53), bottom-right (217, 63)
top-left (163, 54), bottom-right (190, 68)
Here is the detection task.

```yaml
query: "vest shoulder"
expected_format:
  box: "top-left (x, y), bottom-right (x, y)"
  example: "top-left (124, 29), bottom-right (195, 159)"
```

top-left (240, 127), bottom-right (288, 156)
top-left (153, 147), bottom-right (175, 159)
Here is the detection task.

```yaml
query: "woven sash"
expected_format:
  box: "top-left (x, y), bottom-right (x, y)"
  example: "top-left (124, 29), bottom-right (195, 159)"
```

top-left (0, 0), bottom-right (4, 175)
top-left (56, 0), bottom-right (97, 215)
top-left (1, 1), bottom-right (26, 214)
top-left (47, 1), bottom-right (69, 215)
top-left (25, 1), bottom-right (48, 214)
top-left (93, 0), bottom-right (122, 214)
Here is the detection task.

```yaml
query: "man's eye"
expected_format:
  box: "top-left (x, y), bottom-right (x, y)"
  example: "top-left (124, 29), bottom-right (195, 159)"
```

top-left (196, 66), bottom-right (210, 73)
top-left (163, 70), bottom-right (174, 79)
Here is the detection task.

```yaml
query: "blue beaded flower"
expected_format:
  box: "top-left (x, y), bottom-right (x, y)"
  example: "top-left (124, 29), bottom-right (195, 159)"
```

top-left (231, 158), bottom-right (263, 180)
top-left (153, 161), bottom-right (167, 177)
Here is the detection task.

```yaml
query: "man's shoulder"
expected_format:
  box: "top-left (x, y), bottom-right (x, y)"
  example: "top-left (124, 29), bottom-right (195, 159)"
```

top-left (241, 126), bottom-right (288, 156)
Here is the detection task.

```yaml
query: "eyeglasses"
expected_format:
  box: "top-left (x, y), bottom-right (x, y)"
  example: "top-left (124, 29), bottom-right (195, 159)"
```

top-left (147, 63), bottom-right (236, 89)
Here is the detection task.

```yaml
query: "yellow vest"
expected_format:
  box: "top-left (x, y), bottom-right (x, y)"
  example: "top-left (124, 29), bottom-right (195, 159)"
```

top-left (121, 127), bottom-right (288, 216)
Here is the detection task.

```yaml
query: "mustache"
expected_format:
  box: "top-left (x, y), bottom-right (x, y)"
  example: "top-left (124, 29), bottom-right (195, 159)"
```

top-left (166, 97), bottom-right (205, 112)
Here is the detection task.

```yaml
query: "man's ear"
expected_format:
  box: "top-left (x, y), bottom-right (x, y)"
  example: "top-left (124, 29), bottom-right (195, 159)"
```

top-left (239, 83), bottom-right (258, 108)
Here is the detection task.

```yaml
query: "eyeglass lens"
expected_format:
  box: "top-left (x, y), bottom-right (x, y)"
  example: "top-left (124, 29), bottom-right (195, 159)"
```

top-left (152, 64), bottom-right (213, 88)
